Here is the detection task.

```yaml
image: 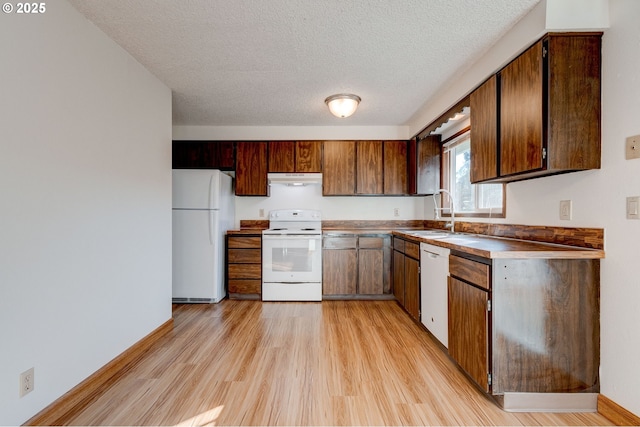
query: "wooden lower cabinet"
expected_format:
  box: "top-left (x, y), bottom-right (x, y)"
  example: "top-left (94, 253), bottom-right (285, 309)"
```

top-left (392, 250), bottom-right (405, 305)
top-left (323, 234), bottom-right (391, 298)
top-left (392, 236), bottom-right (420, 321)
top-left (448, 276), bottom-right (490, 392)
top-left (226, 234), bottom-right (262, 299)
top-left (448, 253), bottom-right (600, 408)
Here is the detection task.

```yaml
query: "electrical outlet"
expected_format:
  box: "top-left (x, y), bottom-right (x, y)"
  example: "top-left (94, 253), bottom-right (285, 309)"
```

top-left (259, 208), bottom-right (265, 217)
top-left (625, 135), bottom-right (640, 160)
top-left (559, 200), bottom-right (572, 220)
top-left (20, 368), bottom-right (34, 397)
top-left (393, 208), bottom-right (400, 217)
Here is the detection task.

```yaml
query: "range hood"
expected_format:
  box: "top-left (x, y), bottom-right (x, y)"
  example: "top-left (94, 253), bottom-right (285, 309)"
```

top-left (268, 173), bottom-right (322, 186)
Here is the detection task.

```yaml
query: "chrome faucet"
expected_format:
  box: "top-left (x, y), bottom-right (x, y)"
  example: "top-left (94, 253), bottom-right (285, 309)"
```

top-left (432, 189), bottom-right (456, 233)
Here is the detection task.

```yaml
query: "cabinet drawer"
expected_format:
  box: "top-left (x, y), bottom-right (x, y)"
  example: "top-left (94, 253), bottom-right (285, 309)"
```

top-left (404, 241), bottom-right (420, 259)
top-left (359, 236), bottom-right (384, 249)
top-left (449, 255), bottom-right (490, 290)
top-left (228, 264), bottom-right (262, 280)
top-left (393, 237), bottom-right (405, 253)
top-left (228, 279), bottom-right (261, 294)
top-left (323, 236), bottom-right (357, 249)
top-left (228, 236), bottom-right (261, 249)
top-left (228, 249), bottom-right (261, 264)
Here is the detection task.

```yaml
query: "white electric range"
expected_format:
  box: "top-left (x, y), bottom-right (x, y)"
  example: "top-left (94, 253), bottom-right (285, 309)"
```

top-left (261, 209), bottom-right (322, 301)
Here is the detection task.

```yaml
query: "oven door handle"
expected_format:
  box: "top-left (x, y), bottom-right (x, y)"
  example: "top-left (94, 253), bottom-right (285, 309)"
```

top-left (262, 235), bottom-right (322, 240)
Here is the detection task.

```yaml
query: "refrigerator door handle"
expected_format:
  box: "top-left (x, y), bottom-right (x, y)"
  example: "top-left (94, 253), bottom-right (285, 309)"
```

top-left (208, 174), bottom-right (214, 211)
top-left (209, 211), bottom-right (214, 245)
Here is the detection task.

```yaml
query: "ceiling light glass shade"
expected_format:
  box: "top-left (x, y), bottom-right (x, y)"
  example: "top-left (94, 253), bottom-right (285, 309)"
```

top-left (325, 94), bottom-right (361, 118)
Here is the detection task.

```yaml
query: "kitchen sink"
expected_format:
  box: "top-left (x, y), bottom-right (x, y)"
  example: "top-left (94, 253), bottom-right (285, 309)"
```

top-left (407, 230), bottom-right (451, 238)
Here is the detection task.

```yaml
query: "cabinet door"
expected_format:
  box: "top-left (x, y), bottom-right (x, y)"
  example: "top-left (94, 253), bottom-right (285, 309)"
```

top-left (236, 142), bottom-right (268, 196)
top-left (268, 141), bottom-right (295, 172)
top-left (323, 249), bottom-right (357, 295)
top-left (392, 250), bottom-right (405, 305)
top-left (356, 141), bottom-right (383, 194)
top-left (172, 141), bottom-right (235, 170)
top-left (547, 35), bottom-right (601, 171)
top-left (358, 247), bottom-right (384, 295)
top-left (500, 41), bottom-right (544, 177)
top-left (408, 136), bottom-right (441, 195)
top-left (323, 141), bottom-right (356, 195)
top-left (470, 76), bottom-right (499, 183)
top-left (404, 257), bottom-right (420, 321)
top-left (384, 141), bottom-right (408, 195)
top-left (448, 277), bottom-right (490, 392)
top-left (296, 141), bottom-right (322, 172)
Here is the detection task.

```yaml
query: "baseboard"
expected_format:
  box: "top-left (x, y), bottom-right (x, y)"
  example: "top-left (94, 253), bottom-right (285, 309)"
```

top-left (24, 318), bottom-right (173, 426)
top-left (598, 394), bottom-right (640, 426)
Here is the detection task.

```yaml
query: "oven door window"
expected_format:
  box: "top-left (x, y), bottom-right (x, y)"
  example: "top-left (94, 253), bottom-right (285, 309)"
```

top-left (262, 236), bottom-right (322, 283)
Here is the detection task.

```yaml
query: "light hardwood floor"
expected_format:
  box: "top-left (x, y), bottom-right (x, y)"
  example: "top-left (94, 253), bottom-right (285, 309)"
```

top-left (65, 300), bottom-right (612, 426)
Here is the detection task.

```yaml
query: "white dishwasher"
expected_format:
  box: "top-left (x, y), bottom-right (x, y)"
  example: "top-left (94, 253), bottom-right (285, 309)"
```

top-left (420, 242), bottom-right (450, 348)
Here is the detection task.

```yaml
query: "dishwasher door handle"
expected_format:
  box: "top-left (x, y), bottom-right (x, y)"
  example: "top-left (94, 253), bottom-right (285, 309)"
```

top-left (422, 249), bottom-right (440, 258)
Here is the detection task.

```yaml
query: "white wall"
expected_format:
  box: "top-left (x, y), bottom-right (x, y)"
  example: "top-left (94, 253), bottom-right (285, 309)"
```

top-left (236, 184), bottom-right (424, 224)
top-left (0, 1), bottom-right (173, 425)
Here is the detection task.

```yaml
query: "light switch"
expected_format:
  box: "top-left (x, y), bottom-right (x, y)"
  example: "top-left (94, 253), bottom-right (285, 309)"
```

top-left (627, 197), bottom-right (640, 219)
top-left (559, 200), bottom-right (572, 220)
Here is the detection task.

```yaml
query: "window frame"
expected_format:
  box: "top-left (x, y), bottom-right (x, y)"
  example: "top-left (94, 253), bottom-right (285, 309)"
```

top-left (439, 127), bottom-right (506, 218)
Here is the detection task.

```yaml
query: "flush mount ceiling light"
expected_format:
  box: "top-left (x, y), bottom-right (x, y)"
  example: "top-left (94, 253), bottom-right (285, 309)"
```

top-left (324, 94), bottom-right (361, 118)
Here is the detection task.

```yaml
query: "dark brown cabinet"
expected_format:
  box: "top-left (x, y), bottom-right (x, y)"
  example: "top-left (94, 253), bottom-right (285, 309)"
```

top-left (322, 236), bottom-right (357, 295)
top-left (383, 141), bottom-right (408, 195)
top-left (470, 75), bottom-right (499, 182)
top-left (323, 234), bottom-right (391, 297)
top-left (356, 141), bottom-right (383, 194)
top-left (392, 236), bottom-right (420, 321)
top-left (448, 257), bottom-right (491, 392)
top-left (447, 252), bottom-right (600, 408)
top-left (226, 234), bottom-right (262, 299)
top-left (268, 141), bottom-right (322, 173)
top-left (408, 135), bottom-right (441, 195)
top-left (172, 141), bottom-right (235, 170)
top-left (235, 142), bottom-right (268, 196)
top-left (471, 33), bottom-right (602, 183)
top-left (323, 141), bottom-right (356, 195)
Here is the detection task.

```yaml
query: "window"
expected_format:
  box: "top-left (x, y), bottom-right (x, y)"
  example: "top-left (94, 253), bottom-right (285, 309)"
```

top-left (440, 130), bottom-right (504, 217)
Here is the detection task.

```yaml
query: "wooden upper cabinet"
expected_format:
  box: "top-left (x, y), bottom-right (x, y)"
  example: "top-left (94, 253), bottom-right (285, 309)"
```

top-left (470, 76), bottom-right (499, 183)
top-left (172, 141), bottom-right (235, 170)
top-left (295, 141), bottom-right (322, 172)
top-left (356, 141), bottom-right (383, 194)
top-left (383, 141), bottom-right (408, 195)
top-left (500, 40), bottom-right (544, 177)
top-left (472, 33), bottom-right (602, 183)
top-left (268, 141), bottom-right (295, 172)
top-left (323, 141), bottom-right (356, 195)
top-left (268, 141), bottom-right (322, 173)
top-left (408, 135), bottom-right (441, 195)
top-left (235, 142), bottom-right (268, 196)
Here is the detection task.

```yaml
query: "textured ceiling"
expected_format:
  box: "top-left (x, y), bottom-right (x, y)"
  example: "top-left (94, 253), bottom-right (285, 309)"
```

top-left (68, 0), bottom-right (540, 127)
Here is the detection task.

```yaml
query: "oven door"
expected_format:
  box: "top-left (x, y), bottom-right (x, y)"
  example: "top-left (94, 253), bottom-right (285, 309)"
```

top-left (262, 234), bottom-right (322, 283)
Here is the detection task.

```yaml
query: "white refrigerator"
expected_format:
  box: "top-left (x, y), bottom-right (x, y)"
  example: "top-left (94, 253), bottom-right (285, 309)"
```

top-left (172, 169), bottom-right (235, 303)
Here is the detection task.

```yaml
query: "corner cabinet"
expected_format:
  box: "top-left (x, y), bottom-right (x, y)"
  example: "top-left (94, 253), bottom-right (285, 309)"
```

top-left (470, 33), bottom-right (602, 183)
top-left (408, 135), bottom-right (441, 195)
top-left (448, 252), bottom-right (600, 410)
top-left (235, 142), bottom-right (268, 196)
